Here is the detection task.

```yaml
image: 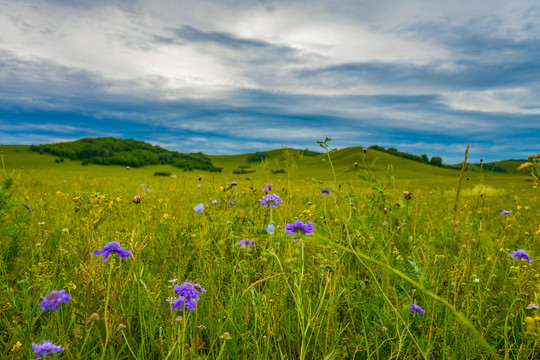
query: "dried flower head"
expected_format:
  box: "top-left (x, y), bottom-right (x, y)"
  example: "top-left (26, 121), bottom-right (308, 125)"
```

top-left (133, 195), bottom-right (141, 204)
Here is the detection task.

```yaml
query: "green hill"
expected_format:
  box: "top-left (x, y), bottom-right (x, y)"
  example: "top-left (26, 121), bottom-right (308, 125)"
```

top-left (28, 137), bottom-right (220, 171)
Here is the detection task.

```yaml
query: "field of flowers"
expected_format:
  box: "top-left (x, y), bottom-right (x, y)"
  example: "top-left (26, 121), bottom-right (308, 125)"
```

top-left (1, 143), bottom-right (539, 359)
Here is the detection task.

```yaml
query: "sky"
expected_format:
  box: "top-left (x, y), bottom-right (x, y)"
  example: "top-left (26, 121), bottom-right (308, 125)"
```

top-left (1, 0), bottom-right (539, 163)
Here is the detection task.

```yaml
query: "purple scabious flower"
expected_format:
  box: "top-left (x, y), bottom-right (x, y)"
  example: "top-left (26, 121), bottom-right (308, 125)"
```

top-left (259, 194), bottom-right (283, 208)
top-left (92, 242), bottom-right (131, 261)
top-left (321, 188), bottom-right (330, 195)
top-left (212, 199), bottom-right (217, 205)
top-left (409, 304), bottom-right (425, 314)
top-left (508, 249), bottom-right (532, 262)
top-left (262, 187), bottom-right (269, 194)
top-left (235, 239), bottom-right (255, 248)
top-left (229, 199), bottom-right (234, 205)
top-left (40, 290), bottom-right (70, 311)
top-left (194, 203), bottom-right (205, 212)
top-left (171, 282), bottom-right (205, 312)
top-left (499, 210), bottom-right (512, 215)
top-left (32, 340), bottom-right (64, 358)
top-left (266, 224), bottom-right (275, 234)
top-left (143, 187), bottom-right (150, 193)
top-left (526, 303), bottom-right (539, 310)
top-left (284, 219), bottom-right (314, 236)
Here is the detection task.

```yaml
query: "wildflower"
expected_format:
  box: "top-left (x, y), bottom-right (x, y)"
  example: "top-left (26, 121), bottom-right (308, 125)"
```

top-left (473, 278), bottom-right (480, 282)
top-left (32, 340), bottom-right (64, 358)
top-left (234, 239), bottom-right (255, 248)
top-left (526, 303), bottom-right (539, 310)
top-left (168, 278), bottom-right (178, 283)
top-left (230, 181), bottom-right (238, 186)
top-left (266, 224), bottom-right (275, 234)
top-left (171, 282), bottom-right (205, 312)
top-left (40, 290), bottom-right (70, 311)
top-left (363, 146), bottom-right (367, 153)
top-left (409, 304), bottom-right (425, 314)
top-left (92, 242), bottom-right (131, 261)
top-left (229, 199), bottom-right (234, 205)
top-left (499, 210), bottom-right (512, 215)
top-left (194, 203), bottom-right (205, 212)
top-left (263, 187), bottom-right (269, 194)
top-left (197, 184), bottom-right (201, 189)
top-left (212, 199), bottom-right (217, 205)
top-left (266, 183), bottom-right (272, 190)
top-left (306, 201), bottom-right (312, 206)
top-left (143, 187), bottom-right (150, 193)
top-left (508, 249), bottom-right (533, 262)
top-left (197, 324), bottom-right (207, 330)
top-left (198, 175), bottom-right (203, 181)
top-left (403, 191), bottom-right (412, 200)
top-left (284, 219), bottom-right (314, 237)
top-left (259, 194), bottom-right (283, 208)
top-left (163, 213), bottom-right (169, 219)
top-left (321, 188), bottom-right (330, 195)
top-left (221, 332), bottom-right (232, 340)
top-left (133, 195), bottom-right (141, 204)
top-left (354, 162), bottom-right (358, 167)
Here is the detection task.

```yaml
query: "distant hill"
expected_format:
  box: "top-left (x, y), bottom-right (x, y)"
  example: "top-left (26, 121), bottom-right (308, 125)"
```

top-left (29, 137), bottom-right (221, 171)
top-left (448, 160), bottom-right (528, 174)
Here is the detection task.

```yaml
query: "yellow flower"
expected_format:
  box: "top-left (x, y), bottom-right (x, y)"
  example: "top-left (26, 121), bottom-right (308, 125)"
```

top-left (163, 213), bottom-right (169, 219)
top-left (517, 205), bottom-right (522, 210)
top-left (116, 197), bottom-right (122, 202)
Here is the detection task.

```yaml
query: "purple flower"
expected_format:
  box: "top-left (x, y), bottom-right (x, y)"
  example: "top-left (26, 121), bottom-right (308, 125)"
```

top-left (499, 210), bottom-right (512, 215)
top-left (526, 303), bottom-right (538, 310)
top-left (194, 203), bottom-right (205, 212)
top-left (508, 249), bottom-right (532, 262)
top-left (40, 290), bottom-right (70, 311)
top-left (266, 183), bottom-right (272, 190)
top-left (143, 187), bottom-right (150, 193)
top-left (229, 199), bottom-right (234, 205)
top-left (32, 340), bottom-right (64, 358)
top-left (259, 194), bottom-right (283, 208)
top-left (321, 188), bottom-right (330, 195)
top-left (92, 242), bottom-right (131, 261)
top-left (262, 187), bottom-right (269, 194)
top-left (284, 219), bottom-right (314, 237)
top-left (266, 224), bottom-right (275, 234)
top-left (197, 184), bottom-right (201, 189)
top-left (409, 304), bottom-right (425, 314)
top-left (171, 282), bottom-right (205, 312)
top-left (212, 199), bottom-right (217, 205)
top-left (235, 239), bottom-right (255, 248)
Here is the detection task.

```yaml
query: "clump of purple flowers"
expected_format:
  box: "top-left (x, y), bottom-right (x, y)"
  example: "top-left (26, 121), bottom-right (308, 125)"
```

top-left (92, 242), bottom-right (131, 261)
top-left (40, 290), bottom-right (70, 311)
top-left (171, 282), bottom-right (205, 312)
top-left (284, 219), bottom-right (314, 237)
top-left (259, 194), bottom-right (283, 208)
top-left (32, 340), bottom-right (64, 358)
top-left (508, 249), bottom-right (532, 262)
top-left (409, 304), bottom-right (425, 314)
top-left (499, 210), bottom-right (512, 215)
top-left (321, 188), bottom-right (330, 195)
top-left (234, 239), bottom-right (255, 248)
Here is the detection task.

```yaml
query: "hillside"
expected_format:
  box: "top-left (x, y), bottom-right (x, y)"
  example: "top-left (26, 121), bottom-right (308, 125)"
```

top-left (28, 137), bottom-right (221, 171)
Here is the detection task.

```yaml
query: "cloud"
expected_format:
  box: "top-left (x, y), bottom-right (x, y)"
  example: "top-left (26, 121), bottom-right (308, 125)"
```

top-left (0, 0), bottom-right (539, 163)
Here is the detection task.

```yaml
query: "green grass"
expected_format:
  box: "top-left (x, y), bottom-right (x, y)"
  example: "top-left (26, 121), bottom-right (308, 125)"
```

top-left (0, 143), bottom-right (538, 359)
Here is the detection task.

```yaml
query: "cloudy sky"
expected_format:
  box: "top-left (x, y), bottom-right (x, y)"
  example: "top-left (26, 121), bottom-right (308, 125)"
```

top-left (1, 0), bottom-right (539, 163)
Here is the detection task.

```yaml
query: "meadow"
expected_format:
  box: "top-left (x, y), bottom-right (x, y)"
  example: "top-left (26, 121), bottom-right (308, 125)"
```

top-left (0, 141), bottom-right (539, 359)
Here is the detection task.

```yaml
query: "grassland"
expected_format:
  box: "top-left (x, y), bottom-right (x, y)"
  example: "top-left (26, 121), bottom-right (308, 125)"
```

top-left (0, 143), bottom-right (538, 359)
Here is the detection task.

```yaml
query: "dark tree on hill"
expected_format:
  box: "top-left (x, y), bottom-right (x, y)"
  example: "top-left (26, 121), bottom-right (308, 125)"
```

top-left (430, 156), bottom-right (443, 166)
top-left (421, 154), bottom-right (429, 162)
